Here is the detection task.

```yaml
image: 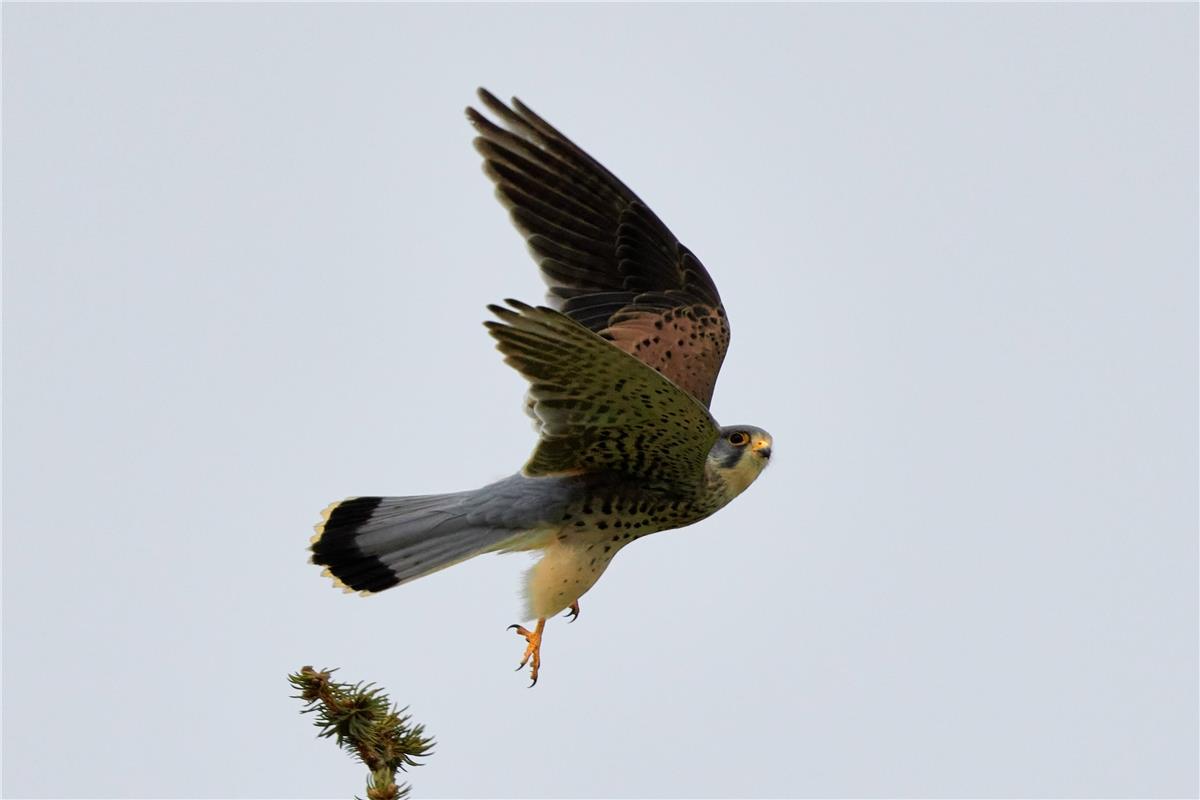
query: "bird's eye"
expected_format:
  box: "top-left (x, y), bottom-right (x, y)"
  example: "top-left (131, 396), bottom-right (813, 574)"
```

top-left (727, 431), bottom-right (749, 446)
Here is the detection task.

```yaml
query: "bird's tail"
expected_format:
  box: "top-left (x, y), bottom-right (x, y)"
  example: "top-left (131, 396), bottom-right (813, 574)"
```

top-left (310, 492), bottom-right (524, 594)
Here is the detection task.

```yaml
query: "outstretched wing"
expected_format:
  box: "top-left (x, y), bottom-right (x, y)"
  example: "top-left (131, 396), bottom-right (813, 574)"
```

top-left (467, 88), bottom-right (732, 408)
top-left (486, 300), bottom-right (720, 491)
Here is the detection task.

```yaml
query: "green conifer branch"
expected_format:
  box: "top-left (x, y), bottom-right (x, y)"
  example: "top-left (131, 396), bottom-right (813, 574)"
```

top-left (289, 666), bottom-right (435, 800)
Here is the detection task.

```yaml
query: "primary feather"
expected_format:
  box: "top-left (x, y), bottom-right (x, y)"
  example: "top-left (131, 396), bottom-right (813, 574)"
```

top-left (467, 89), bottom-right (732, 407)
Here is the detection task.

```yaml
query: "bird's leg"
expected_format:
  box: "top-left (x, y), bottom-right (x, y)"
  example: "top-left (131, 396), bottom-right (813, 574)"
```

top-left (564, 600), bottom-right (580, 622)
top-left (507, 618), bottom-right (546, 686)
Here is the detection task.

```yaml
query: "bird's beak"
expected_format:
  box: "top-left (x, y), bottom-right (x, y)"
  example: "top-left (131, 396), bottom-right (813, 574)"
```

top-left (752, 438), bottom-right (772, 460)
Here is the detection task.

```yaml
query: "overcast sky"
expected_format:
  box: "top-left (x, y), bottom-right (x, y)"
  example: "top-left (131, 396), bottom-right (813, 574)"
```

top-left (4, 3), bottom-right (1197, 798)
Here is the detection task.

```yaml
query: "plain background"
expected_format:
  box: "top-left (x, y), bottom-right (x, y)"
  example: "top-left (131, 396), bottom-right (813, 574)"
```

top-left (3, 3), bottom-right (1197, 798)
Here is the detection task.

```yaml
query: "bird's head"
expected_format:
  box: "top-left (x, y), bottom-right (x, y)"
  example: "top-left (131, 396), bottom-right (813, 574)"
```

top-left (706, 425), bottom-right (773, 498)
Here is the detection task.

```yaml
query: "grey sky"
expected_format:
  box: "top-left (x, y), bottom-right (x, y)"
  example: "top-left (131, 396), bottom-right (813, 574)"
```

top-left (3, 3), bottom-right (1197, 798)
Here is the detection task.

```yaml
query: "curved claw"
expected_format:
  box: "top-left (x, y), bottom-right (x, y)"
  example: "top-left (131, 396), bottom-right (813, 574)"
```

top-left (563, 600), bottom-right (581, 623)
top-left (507, 618), bottom-right (545, 686)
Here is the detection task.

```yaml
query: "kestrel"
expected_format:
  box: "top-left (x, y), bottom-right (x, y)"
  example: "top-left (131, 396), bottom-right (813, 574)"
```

top-left (311, 89), bottom-right (772, 685)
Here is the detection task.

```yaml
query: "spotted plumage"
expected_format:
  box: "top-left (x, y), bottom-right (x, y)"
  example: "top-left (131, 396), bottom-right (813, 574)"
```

top-left (486, 299), bottom-right (718, 489)
top-left (311, 89), bottom-right (772, 685)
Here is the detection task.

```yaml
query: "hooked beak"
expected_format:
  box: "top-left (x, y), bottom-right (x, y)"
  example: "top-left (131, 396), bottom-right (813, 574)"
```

top-left (752, 438), bottom-right (772, 460)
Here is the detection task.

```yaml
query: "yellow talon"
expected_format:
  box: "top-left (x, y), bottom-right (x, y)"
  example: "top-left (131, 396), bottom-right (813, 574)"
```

top-left (508, 618), bottom-right (546, 686)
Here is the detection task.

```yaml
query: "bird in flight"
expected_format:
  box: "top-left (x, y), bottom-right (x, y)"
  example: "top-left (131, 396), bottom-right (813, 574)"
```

top-left (311, 88), bottom-right (773, 685)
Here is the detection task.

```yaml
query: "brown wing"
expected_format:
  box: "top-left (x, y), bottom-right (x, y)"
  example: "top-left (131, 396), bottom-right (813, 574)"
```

top-left (466, 88), bottom-right (731, 408)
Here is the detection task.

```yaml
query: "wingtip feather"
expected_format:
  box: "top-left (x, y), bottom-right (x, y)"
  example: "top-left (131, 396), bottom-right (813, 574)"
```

top-left (485, 303), bottom-right (519, 323)
top-left (465, 106), bottom-right (486, 128)
top-left (475, 87), bottom-right (509, 118)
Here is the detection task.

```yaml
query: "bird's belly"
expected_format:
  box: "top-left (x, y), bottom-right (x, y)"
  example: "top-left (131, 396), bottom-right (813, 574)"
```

top-left (518, 492), bottom-right (721, 620)
top-left (522, 533), bottom-right (618, 619)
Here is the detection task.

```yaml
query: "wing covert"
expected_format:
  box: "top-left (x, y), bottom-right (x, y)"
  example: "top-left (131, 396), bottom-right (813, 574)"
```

top-left (485, 300), bottom-right (720, 492)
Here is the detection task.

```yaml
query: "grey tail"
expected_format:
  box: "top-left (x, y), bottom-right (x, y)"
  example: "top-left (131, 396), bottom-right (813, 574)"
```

top-left (310, 492), bottom-right (521, 594)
